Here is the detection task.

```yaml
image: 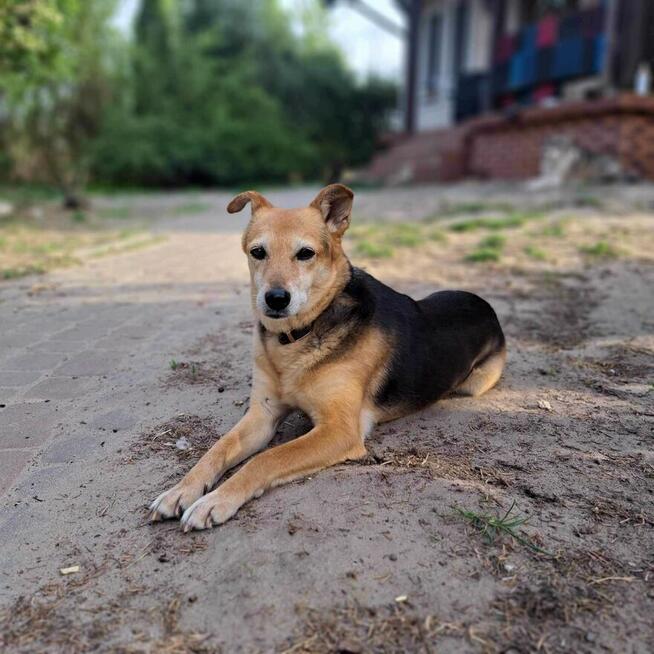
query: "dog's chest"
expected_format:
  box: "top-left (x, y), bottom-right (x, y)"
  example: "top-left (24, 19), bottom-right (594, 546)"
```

top-left (261, 340), bottom-right (325, 404)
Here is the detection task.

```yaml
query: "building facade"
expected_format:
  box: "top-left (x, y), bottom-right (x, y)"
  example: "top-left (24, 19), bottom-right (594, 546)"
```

top-left (366, 0), bottom-right (654, 182)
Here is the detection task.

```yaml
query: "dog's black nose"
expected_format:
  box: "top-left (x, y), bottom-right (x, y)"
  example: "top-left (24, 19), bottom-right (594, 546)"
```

top-left (265, 288), bottom-right (291, 312)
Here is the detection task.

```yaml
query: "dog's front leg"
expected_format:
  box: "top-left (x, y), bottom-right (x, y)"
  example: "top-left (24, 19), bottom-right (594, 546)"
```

top-left (150, 395), bottom-right (286, 521)
top-left (180, 417), bottom-right (367, 531)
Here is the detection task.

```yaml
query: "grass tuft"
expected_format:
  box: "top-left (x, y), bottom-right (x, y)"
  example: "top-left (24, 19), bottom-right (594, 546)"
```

top-left (455, 501), bottom-right (552, 555)
top-left (465, 233), bottom-right (506, 263)
top-left (354, 240), bottom-right (394, 259)
top-left (524, 245), bottom-right (547, 261)
top-left (465, 248), bottom-right (500, 263)
top-left (451, 211), bottom-right (543, 233)
top-left (539, 221), bottom-right (566, 238)
top-left (479, 234), bottom-right (506, 249)
top-left (579, 241), bottom-right (618, 258)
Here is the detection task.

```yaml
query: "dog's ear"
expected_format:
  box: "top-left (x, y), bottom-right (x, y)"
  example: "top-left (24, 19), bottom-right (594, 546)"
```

top-left (310, 184), bottom-right (354, 235)
top-left (227, 191), bottom-right (272, 215)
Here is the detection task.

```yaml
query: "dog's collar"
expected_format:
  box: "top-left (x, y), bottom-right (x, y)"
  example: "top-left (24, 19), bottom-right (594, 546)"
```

top-left (259, 322), bottom-right (314, 346)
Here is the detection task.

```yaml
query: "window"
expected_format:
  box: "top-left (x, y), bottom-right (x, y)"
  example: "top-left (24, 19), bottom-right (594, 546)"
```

top-left (426, 13), bottom-right (442, 96)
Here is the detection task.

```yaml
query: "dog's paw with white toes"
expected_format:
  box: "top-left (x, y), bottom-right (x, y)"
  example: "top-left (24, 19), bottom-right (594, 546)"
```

top-left (149, 482), bottom-right (206, 521)
top-left (180, 490), bottom-right (242, 532)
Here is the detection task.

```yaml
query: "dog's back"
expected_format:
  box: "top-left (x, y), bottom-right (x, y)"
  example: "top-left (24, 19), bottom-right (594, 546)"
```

top-left (341, 268), bottom-right (505, 417)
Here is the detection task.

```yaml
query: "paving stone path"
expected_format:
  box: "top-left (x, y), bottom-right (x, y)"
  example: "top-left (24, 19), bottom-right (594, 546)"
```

top-left (0, 189), bottom-right (336, 499)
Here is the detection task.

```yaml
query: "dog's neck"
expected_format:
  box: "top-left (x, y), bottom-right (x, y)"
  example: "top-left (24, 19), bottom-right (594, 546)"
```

top-left (258, 257), bottom-right (352, 344)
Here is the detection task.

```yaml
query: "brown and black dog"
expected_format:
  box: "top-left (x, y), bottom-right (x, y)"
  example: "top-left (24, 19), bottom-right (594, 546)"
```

top-left (150, 184), bottom-right (506, 531)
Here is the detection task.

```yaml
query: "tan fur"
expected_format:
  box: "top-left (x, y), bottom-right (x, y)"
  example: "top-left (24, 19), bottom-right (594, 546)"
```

top-left (455, 345), bottom-right (507, 397)
top-left (149, 185), bottom-right (502, 531)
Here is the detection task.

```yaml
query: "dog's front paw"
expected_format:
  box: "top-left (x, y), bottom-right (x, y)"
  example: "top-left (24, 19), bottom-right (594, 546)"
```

top-left (149, 481), bottom-right (207, 521)
top-left (180, 489), bottom-right (242, 532)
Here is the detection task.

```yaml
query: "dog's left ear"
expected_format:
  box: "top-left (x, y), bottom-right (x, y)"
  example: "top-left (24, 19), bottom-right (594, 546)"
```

top-left (227, 191), bottom-right (272, 215)
top-left (310, 184), bottom-right (354, 236)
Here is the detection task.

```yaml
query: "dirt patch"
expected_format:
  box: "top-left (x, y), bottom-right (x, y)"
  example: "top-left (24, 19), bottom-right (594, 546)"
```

top-left (283, 603), bottom-right (466, 654)
top-left (354, 447), bottom-right (514, 490)
top-left (128, 414), bottom-right (220, 464)
top-left (0, 583), bottom-right (215, 654)
top-left (164, 328), bottom-right (254, 391)
top-left (486, 548), bottom-right (646, 654)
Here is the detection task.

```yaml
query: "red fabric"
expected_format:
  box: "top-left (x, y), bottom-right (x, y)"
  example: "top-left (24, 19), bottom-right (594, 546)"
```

top-left (537, 15), bottom-right (558, 47)
top-left (533, 83), bottom-right (555, 102)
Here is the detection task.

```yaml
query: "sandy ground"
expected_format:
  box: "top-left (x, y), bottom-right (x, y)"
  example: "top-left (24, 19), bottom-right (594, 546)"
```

top-left (0, 183), bottom-right (653, 653)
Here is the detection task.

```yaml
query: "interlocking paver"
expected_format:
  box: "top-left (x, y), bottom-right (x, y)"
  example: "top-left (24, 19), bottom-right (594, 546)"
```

top-left (2, 352), bottom-right (65, 371)
top-left (34, 339), bottom-right (87, 354)
top-left (0, 449), bottom-right (35, 496)
top-left (54, 350), bottom-right (125, 376)
top-left (41, 433), bottom-right (99, 465)
top-left (0, 371), bottom-right (43, 386)
top-left (23, 376), bottom-right (101, 400)
top-left (1, 402), bottom-right (59, 449)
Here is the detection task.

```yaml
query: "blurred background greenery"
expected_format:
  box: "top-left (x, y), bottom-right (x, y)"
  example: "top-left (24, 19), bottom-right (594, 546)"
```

top-left (0, 0), bottom-right (397, 206)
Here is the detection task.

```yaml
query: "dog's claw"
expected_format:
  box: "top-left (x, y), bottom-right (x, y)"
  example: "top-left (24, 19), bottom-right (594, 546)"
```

top-left (149, 483), bottom-right (207, 522)
top-left (179, 491), bottom-right (240, 532)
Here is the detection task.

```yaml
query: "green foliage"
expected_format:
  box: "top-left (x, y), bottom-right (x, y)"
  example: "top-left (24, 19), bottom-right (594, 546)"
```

top-left (92, 0), bottom-right (395, 187)
top-left (1, 0), bottom-right (396, 193)
top-left (1, 1), bottom-right (121, 204)
top-left (0, 0), bottom-right (66, 77)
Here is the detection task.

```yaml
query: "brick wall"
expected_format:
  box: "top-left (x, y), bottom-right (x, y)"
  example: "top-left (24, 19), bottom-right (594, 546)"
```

top-left (363, 94), bottom-right (654, 184)
top-left (467, 95), bottom-right (654, 180)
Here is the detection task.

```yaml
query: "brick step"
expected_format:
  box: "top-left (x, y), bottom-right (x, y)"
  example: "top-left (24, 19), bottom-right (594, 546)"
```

top-left (361, 128), bottom-right (468, 184)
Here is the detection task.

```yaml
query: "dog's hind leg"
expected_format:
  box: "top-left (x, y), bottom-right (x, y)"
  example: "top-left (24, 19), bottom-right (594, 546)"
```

top-left (455, 346), bottom-right (506, 397)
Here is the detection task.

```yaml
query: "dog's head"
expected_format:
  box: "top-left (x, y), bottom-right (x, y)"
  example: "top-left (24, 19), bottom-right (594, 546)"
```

top-left (227, 184), bottom-right (353, 332)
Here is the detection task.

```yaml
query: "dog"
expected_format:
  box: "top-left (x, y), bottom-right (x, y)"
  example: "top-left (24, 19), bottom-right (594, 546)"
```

top-left (150, 184), bottom-right (506, 531)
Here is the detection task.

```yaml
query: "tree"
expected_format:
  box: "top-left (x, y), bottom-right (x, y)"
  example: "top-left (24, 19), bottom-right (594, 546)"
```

top-left (0, 0), bottom-right (67, 77)
top-left (1, 0), bottom-right (120, 207)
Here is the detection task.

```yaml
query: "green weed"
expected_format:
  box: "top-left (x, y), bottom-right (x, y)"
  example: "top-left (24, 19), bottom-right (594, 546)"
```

top-left (540, 221), bottom-right (566, 237)
top-left (480, 234), bottom-right (506, 249)
top-left (450, 211), bottom-right (541, 232)
top-left (465, 248), bottom-right (501, 263)
top-left (579, 241), bottom-right (618, 258)
top-left (355, 240), bottom-right (394, 259)
top-left (524, 245), bottom-right (547, 260)
top-left (455, 501), bottom-right (552, 555)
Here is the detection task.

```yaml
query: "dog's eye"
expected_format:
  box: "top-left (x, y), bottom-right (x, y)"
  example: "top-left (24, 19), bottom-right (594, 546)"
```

top-left (296, 247), bottom-right (315, 261)
top-left (250, 246), bottom-right (266, 260)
